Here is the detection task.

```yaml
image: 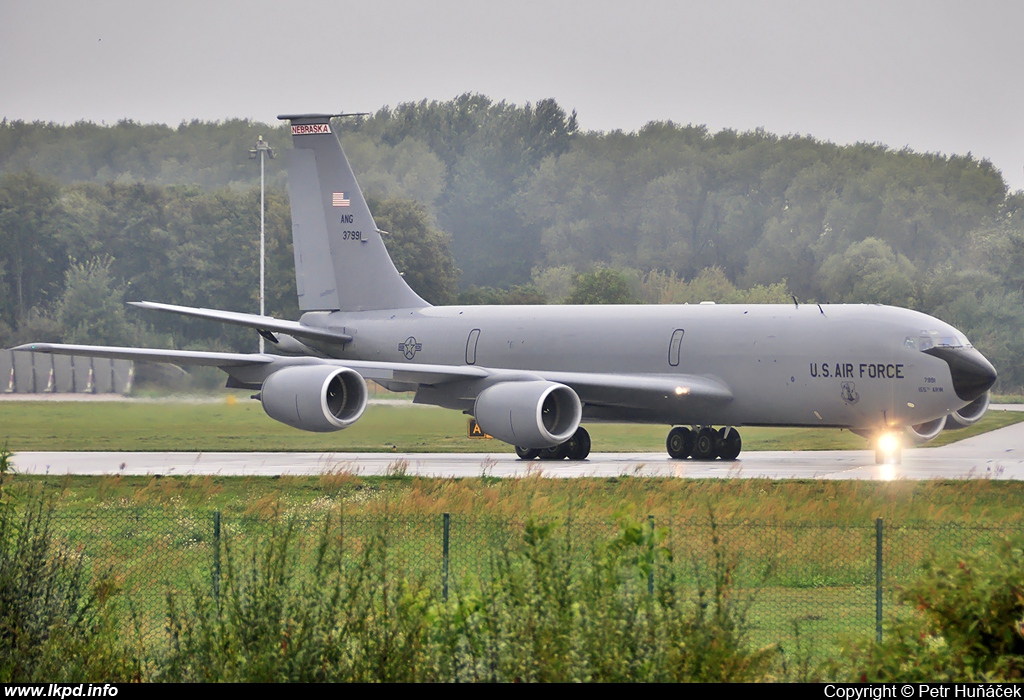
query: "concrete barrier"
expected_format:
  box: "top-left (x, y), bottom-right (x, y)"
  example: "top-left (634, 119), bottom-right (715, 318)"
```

top-left (3, 350), bottom-right (133, 394)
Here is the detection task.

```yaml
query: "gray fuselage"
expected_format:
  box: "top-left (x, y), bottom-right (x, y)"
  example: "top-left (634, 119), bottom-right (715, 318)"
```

top-left (302, 302), bottom-right (970, 432)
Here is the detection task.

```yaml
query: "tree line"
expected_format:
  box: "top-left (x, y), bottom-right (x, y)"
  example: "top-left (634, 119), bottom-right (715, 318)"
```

top-left (1, 95), bottom-right (1022, 388)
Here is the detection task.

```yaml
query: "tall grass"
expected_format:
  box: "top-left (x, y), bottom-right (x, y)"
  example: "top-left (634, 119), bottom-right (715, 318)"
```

top-left (158, 513), bottom-right (781, 682)
top-left (5, 452), bottom-right (1024, 680)
top-left (161, 517), bottom-right (440, 682)
top-left (440, 516), bottom-right (780, 681)
top-left (20, 471), bottom-right (1024, 525)
top-left (4, 491), bottom-right (1024, 680)
top-left (835, 535), bottom-right (1024, 682)
top-left (0, 492), bottom-right (141, 681)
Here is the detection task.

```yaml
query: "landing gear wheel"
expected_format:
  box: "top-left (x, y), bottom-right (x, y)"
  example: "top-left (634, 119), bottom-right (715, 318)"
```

top-left (717, 427), bottom-right (742, 461)
top-left (539, 443), bottom-right (570, 460)
top-left (666, 426), bottom-right (694, 460)
top-left (694, 427), bottom-right (719, 461)
top-left (515, 446), bottom-right (540, 460)
top-left (564, 427), bottom-right (591, 461)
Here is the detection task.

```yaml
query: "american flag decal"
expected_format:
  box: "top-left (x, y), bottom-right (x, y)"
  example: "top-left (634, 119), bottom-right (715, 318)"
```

top-left (332, 192), bottom-right (351, 207)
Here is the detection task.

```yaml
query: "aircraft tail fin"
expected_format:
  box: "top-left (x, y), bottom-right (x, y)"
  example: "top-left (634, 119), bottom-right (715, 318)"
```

top-left (278, 113), bottom-right (428, 313)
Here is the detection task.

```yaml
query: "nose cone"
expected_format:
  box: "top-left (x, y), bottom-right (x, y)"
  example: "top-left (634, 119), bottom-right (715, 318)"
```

top-left (923, 346), bottom-right (997, 402)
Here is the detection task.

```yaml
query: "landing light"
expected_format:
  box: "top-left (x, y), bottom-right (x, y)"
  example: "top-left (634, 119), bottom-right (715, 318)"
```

top-left (878, 432), bottom-right (900, 454)
top-left (876, 432), bottom-right (902, 471)
top-left (675, 386), bottom-right (690, 395)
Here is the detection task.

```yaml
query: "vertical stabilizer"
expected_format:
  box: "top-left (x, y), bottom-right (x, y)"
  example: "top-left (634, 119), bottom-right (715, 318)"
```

top-left (279, 114), bottom-right (429, 312)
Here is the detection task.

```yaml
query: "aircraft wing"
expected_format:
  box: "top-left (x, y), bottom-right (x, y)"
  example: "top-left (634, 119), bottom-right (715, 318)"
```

top-left (14, 343), bottom-right (273, 368)
top-left (128, 301), bottom-right (353, 345)
top-left (16, 343), bottom-right (730, 407)
top-left (13, 343), bottom-right (490, 385)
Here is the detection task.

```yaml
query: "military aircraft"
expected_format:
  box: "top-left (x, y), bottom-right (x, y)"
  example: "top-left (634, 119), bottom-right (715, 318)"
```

top-left (17, 113), bottom-right (998, 464)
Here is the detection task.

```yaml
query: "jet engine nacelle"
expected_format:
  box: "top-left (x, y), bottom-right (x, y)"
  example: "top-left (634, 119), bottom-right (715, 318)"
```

top-left (474, 381), bottom-right (582, 449)
top-left (945, 392), bottom-right (990, 429)
top-left (906, 391), bottom-right (991, 443)
top-left (907, 416), bottom-right (947, 443)
top-left (261, 365), bottom-right (367, 432)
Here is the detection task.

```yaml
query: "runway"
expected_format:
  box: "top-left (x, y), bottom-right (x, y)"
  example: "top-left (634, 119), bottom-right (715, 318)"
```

top-left (12, 408), bottom-right (1024, 480)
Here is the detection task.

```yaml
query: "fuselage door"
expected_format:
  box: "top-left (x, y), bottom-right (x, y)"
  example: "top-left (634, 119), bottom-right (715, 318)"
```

top-left (466, 328), bottom-right (481, 365)
top-left (668, 329), bottom-right (685, 367)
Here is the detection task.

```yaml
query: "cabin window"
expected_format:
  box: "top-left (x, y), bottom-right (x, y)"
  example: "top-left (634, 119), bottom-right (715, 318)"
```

top-left (668, 329), bottom-right (685, 367)
top-left (907, 330), bottom-right (969, 352)
top-left (465, 329), bottom-right (481, 365)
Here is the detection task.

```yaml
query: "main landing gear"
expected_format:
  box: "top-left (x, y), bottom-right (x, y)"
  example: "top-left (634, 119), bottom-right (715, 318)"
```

top-left (515, 427), bottom-right (592, 461)
top-left (666, 426), bottom-right (742, 461)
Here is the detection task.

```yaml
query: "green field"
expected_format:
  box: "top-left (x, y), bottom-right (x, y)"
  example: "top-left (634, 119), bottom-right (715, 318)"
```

top-left (14, 468), bottom-right (1024, 523)
top-left (3, 397), bottom-right (1022, 672)
top-left (7, 474), bottom-right (1023, 665)
top-left (5, 443), bottom-right (1024, 675)
top-left (2, 398), bottom-right (1021, 452)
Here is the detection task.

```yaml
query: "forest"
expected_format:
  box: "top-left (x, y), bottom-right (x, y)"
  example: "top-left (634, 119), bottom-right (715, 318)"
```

top-left (1, 94), bottom-right (1022, 388)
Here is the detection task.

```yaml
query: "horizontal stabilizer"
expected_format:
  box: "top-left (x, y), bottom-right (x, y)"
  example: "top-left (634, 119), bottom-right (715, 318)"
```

top-left (129, 301), bottom-right (353, 344)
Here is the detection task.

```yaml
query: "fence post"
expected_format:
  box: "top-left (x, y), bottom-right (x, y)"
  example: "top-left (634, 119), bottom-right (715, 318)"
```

top-left (443, 512), bottom-right (451, 602)
top-left (213, 511), bottom-right (221, 603)
top-left (648, 514), bottom-right (655, 595)
top-left (875, 517), bottom-right (883, 642)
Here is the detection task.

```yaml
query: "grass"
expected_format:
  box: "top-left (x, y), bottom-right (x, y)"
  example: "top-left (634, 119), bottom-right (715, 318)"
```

top-left (4, 472), bottom-right (1024, 674)
top-left (9, 472), bottom-right (1024, 524)
top-left (0, 391), bottom-right (1019, 670)
top-left (993, 393), bottom-right (1024, 404)
top-left (3, 389), bottom-right (1022, 678)
top-left (5, 484), bottom-right (1019, 669)
top-left (1, 399), bottom-right (1021, 453)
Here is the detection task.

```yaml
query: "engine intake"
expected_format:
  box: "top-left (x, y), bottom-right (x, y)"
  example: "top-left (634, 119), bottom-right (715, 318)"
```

top-left (907, 416), bottom-right (946, 443)
top-left (906, 391), bottom-right (991, 443)
top-left (946, 392), bottom-right (990, 429)
top-left (261, 365), bottom-right (367, 432)
top-left (474, 381), bottom-right (582, 448)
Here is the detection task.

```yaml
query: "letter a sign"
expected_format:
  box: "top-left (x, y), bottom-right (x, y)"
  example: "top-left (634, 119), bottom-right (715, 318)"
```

top-left (467, 418), bottom-right (492, 439)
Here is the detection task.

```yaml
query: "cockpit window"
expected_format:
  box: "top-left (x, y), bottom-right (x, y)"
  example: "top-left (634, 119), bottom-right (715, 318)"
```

top-left (906, 330), bottom-right (970, 351)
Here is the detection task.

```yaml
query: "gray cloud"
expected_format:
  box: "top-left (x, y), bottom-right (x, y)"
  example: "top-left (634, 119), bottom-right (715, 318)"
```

top-left (2, 0), bottom-right (1021, 190)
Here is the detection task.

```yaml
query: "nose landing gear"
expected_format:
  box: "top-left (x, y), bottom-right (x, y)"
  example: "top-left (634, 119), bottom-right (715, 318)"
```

top-left (666, 425), bottom-right (742, 461)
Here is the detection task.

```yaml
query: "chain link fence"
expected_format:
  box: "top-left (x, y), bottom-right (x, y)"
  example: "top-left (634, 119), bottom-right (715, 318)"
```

top-left (48, 509), bottom-right (1021, 658)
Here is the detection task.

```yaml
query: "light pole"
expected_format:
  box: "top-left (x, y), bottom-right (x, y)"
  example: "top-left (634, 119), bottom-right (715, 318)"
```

top-left (249, 135), bottom-right (275, 353)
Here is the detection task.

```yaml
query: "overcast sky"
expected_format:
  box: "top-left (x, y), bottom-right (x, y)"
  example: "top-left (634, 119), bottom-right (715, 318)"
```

top-left (2, 0), bottom-right (1022, 191)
